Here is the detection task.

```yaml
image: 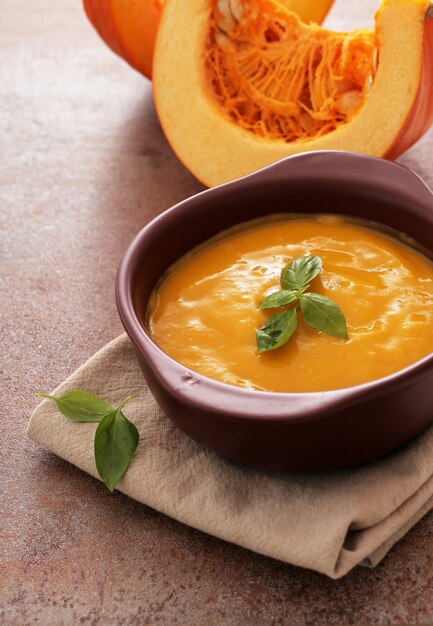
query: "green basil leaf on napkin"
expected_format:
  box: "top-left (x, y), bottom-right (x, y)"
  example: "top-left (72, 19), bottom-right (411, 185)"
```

top-left (256, 309), bottom-right (298, 353)
top-left (37, 390), bottom-right (114, 422)
top-left (259, 289), bottom-right (298, 310)
top-left (94, 396), bottom-right (139, 492)
top-left (281, 255), bottom-right (322, 292)
top-left (300, 292), bottom-right (348, 339)
top-left (37, 390), bottom-right (139, 492)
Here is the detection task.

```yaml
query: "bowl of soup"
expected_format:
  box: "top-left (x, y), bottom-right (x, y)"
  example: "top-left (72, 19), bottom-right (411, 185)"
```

top-left (116, 151), bottom-right (433, 470)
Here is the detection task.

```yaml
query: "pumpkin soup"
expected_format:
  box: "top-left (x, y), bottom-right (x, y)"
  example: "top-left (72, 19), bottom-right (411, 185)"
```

top-left (147, 216), bottom-right (433, 392)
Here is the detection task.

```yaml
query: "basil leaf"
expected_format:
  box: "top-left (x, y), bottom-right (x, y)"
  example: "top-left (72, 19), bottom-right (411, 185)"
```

top-left (259, 289), bottom-right (298, 310)
top-left (300, 292), bottom-right (348, 339)
top-left (94, 397), bottom-right (139, 492)
top-left (37, 391), bottom-right (114, 422)
top-left (256, 309), bottom-right (298, 353)
top-left (281, 255), bottom-right (323, 292)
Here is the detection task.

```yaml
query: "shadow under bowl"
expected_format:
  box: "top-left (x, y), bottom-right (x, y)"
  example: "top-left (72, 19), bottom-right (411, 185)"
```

top-left (116, 151), bottom-right (433, 471)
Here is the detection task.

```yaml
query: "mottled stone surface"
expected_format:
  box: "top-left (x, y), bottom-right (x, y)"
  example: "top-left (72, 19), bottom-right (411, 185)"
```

top-left (1, 0), bottom-right (432, 623)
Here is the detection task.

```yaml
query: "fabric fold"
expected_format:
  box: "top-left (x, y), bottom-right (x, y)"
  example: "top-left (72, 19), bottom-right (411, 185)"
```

top-left (27, 334), bottom-right (433, 579)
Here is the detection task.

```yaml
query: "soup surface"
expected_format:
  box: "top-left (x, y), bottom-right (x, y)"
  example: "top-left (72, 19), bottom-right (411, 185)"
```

top-left (147, 216), bottom-right (433, 392)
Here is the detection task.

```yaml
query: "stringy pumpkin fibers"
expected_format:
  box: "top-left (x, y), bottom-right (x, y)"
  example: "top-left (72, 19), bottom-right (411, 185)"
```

top-left (204, 0), bottom-right (377, 142)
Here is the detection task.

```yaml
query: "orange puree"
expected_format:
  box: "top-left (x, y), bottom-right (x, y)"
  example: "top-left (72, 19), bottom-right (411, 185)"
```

top-left (147, 216), bottom-right (433, 392)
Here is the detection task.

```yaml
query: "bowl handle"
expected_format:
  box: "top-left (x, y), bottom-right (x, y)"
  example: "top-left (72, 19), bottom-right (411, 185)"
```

top-left (242, 151), bottom-right (433, 212)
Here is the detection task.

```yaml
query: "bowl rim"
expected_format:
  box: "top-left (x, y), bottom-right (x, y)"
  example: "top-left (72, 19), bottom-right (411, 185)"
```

top-left (116, 150), bottom-right (433, 424)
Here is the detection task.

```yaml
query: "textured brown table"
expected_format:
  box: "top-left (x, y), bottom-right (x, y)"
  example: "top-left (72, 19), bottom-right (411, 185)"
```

top-left (1, 0), bottom-right (433, 623)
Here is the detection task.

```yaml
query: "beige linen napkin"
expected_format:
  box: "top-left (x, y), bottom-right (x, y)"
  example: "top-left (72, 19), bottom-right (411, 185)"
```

top-left (28, 334), bottom-right (433, 579)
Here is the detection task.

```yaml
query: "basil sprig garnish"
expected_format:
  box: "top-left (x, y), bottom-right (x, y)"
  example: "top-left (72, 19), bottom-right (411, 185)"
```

top-left (300, 292), bottom-right (348, 339)
top-left (256, 309), bottom-right (298, 352)
top-left (37, 391), bottom-right (139, 492)
top-left (281, 254), bottom-right (323, 292)
top-left (256, 255), bottom-right (348, 353)
top-left (259, 289), bottom-right (298, 310)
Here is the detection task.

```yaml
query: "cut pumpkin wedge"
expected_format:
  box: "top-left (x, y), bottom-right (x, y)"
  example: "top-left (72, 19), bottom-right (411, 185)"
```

top-left (153, 0), bottom-right (433, 186)
top-left (83, 0), bottom-right (334, 79)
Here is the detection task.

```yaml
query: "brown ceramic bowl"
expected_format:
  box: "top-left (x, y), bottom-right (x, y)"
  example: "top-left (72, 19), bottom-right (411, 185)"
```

top-left (116, 151), bottom-right (433, 471)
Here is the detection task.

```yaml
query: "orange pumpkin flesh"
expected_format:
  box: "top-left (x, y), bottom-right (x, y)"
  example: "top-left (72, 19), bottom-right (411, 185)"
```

top-left (270, 0), bottom-right (334, 25)
top-left (205, 3), bottom-right (376, 143)
top-left (153, 0), bottom-right (433, 186)
top-left (83, 0), bottom-right (334, 79)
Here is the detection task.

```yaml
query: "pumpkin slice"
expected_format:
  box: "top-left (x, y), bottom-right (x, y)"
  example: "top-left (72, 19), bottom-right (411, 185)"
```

top-left (153, 0), bottom-right (433, 186)
top-left (83, 0), bottom-right (334, 79)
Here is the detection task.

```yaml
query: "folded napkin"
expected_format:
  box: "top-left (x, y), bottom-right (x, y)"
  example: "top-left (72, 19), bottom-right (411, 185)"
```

top-left (28, 334), bottom-right (433, 579)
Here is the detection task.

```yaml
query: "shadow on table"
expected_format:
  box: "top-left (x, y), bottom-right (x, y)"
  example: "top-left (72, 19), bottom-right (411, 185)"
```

top-left (96, 88), bottom-right (204, 236)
